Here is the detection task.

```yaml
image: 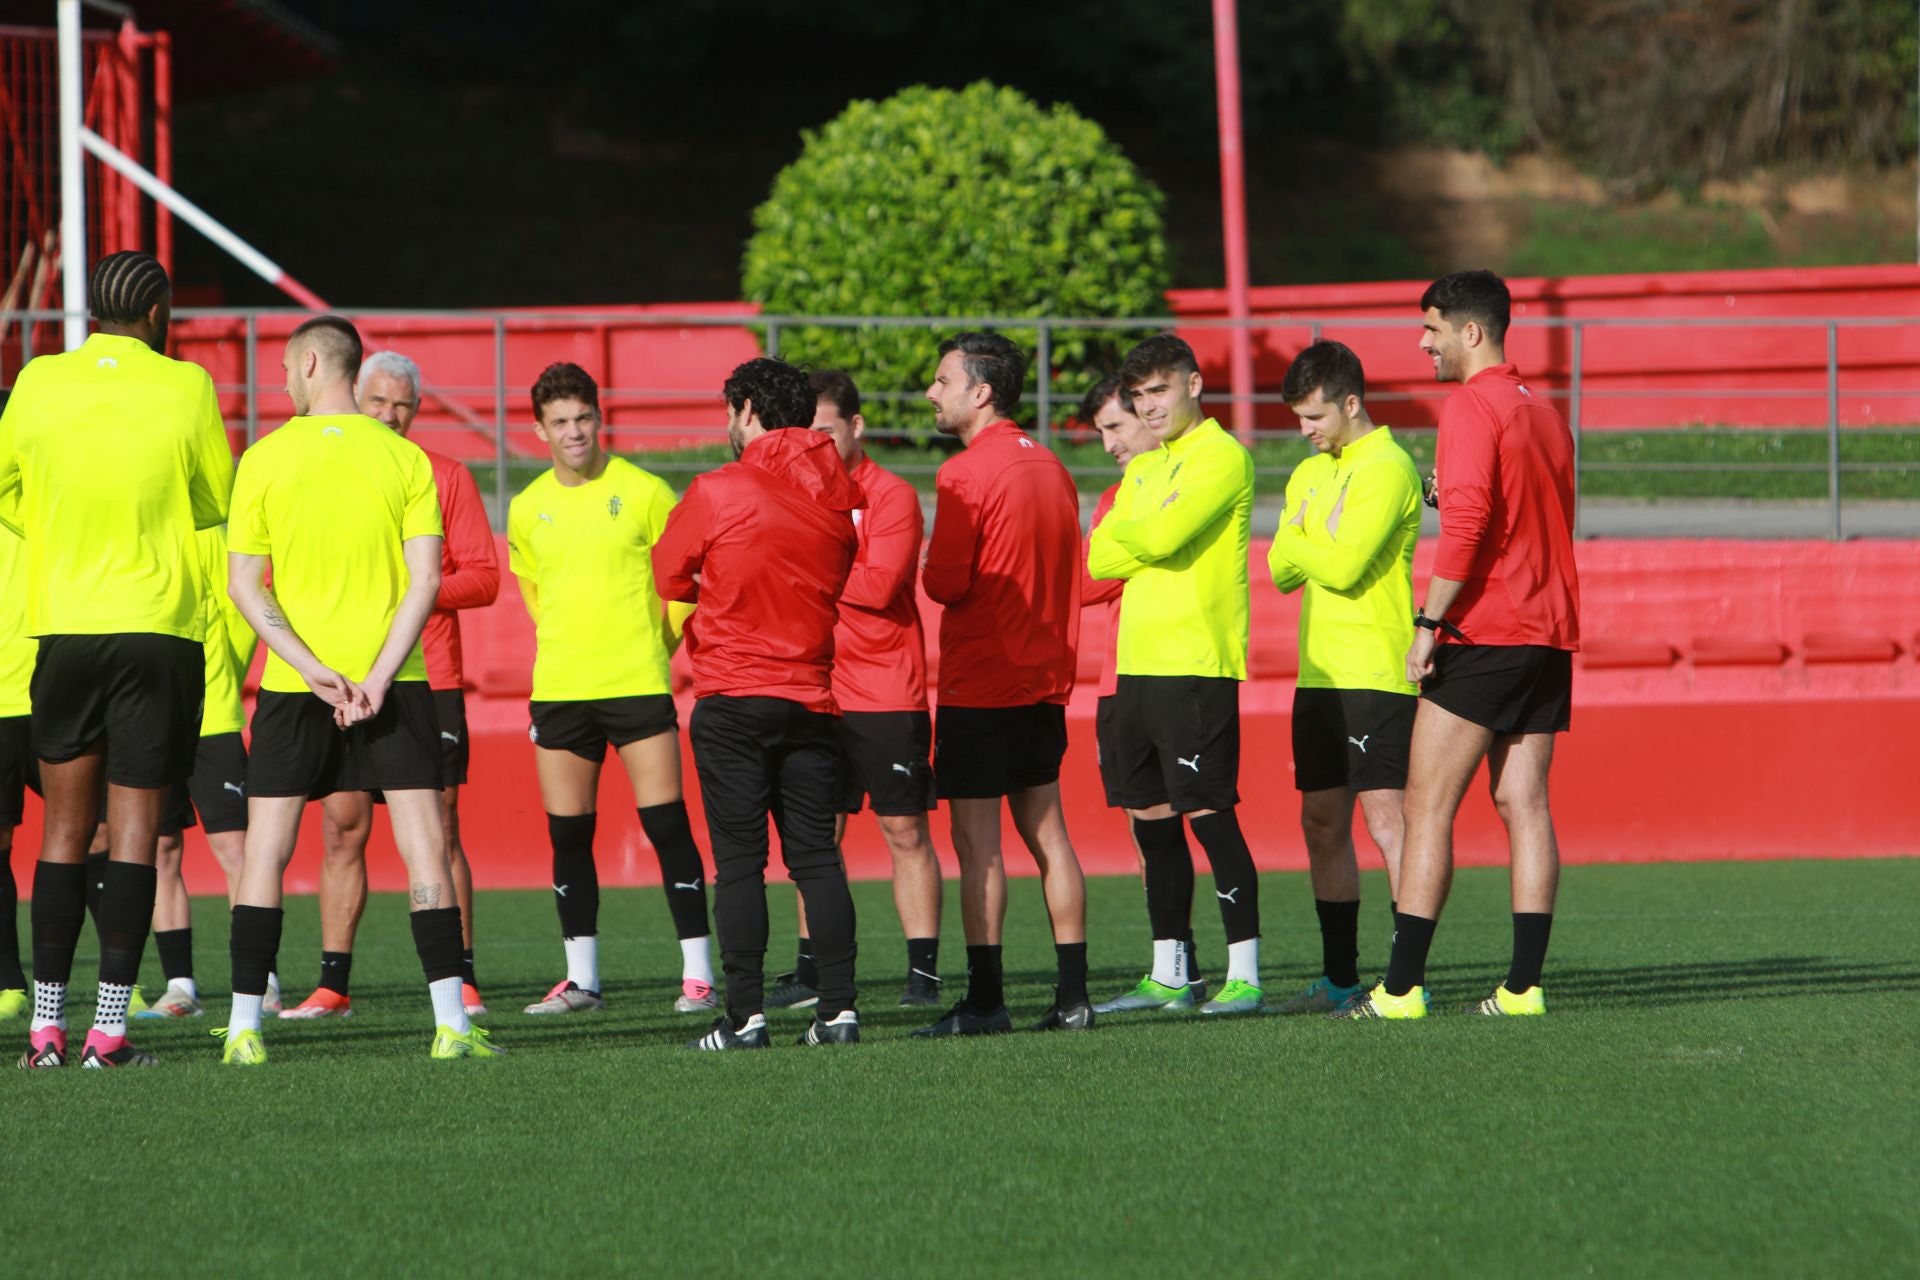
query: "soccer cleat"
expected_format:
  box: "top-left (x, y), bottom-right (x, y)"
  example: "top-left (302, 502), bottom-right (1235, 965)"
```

top-left (217, 1027), bottom-right (269, 1066)
top-left (430, 1023), bottom-right (507, 1060)
top-left (262, 980), bottom-right (283, 1016)
top-left (689, 1013), bottom-right (770, 1051)
top-left (1466, 984), bottom-right (1546, 1016)
top-left (1028, 999), bottom-right (1096, 1032)
top-left (674, 979), bottom-right (719, 1013)
top-left (1199, 978), bottom-right (1264, 1015)
top-left (280, 988), bottom-right (352, 1020)
top-left (1330, 982), bottom-right (1430, 1020)
top-left (80, 1029), bottom-right (157, 1068)
top-left (523, 979), bottom-right (604, 1015)
top-left (462, 983), bottom-right (489, 1017)
top-left (127, 985), bottom-right (149, 1017)
top-left (136, 987), bottom-right (204, 1019)
top-left (17, 1026), bottom-right (66, 1069)
top-left (899, 969), bottom-right (943, 1007)
top-left (1188, 977), bottom-right (1210, 1006)
top-left (796, 1010), bottom-right (861, 1046)
top-left (764, 972), bottom-right (819, 1010)
top-left (0, 988), bottom-right (27, 1020)
top-left (1092, 974), bottom-right (1194, 1014)
top-left (1277, 976), bottom-right (1364, 1015)
top-left (909, 1001), bottom-right (1014, 1038)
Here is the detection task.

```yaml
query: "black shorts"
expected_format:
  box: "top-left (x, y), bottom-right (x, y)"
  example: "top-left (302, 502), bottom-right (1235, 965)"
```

top-left (1421, 644), bottom-right (1573, 735)
top-left (1105, 675), bottom-right (1241, 813)
top-left (935, 702), bottom-right (1068, 800)
top-left (248, 682), bottom-right (442, 799)
top-left (31, 633), bottom-right (202, 787)
top-left (836, 710), bottom-right (936, 816)
top-left (434, 688), bottom-right (470, 787)
top-left (1292, 687), bottom-right (1417, 792)
top-left (1094, 695), bottom-right (1126, 808)
top-left (181, 731), bottom-right (249, 834)
top-left (0, 715), bottom-right (40, 828)
top-left (529, 694), bottom-right (677, 762)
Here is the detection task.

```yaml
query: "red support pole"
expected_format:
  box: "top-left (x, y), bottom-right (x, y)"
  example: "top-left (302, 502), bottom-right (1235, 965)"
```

top-left (153, 31), bottom-right (172, 274)
top-left (1211, 0), bottom-right (1255, 442)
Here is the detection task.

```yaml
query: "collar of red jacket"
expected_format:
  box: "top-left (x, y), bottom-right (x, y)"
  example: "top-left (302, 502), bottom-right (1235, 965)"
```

top-left (1467, 362), bottom-right (1520, 385)
top-left (969, 419), bottom-right (1025, 447)
top-left (740, 429), bottom-right (866, 511)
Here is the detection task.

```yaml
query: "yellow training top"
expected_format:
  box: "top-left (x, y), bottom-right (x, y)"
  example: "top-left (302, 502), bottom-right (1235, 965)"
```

top-left (508, 456), bottom-right (683, 702)
top-left (227, 414), bottom-right (441, 694)
top-left (196, 525), bottom-right (256, 736)
top-left (0, 332), bottom-right (233, 640)
top-left (0, 526), bottom-right (35, 717)
top-left (1268, 425), bottom-right (1421, 695)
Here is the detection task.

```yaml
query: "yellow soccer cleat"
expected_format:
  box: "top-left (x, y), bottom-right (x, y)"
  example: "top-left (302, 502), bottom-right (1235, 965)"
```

top-left (1467, 984), bottom-right (1546, 1016)
top-left (0, 988), bottom-right (28, 1020)
top-left (217, 1027), bottom-right (269, 1066)
top-left (1330, 982), bottom-right (1430, 1020)
top-left (430, 1023), bottom-right (506, 1060)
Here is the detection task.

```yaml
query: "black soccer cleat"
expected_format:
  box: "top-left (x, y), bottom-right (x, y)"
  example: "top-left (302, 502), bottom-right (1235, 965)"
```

top-left (687, 1013), bottom-right (770, 1051)
top-left (796, 1010), bottom-right (861, 1046)
top-left (764, 972), bottom-right (820, 1010)
top-left (1028, 1000), bottom-right (1096, 1032)
top-left (899, 968), bottom-right (943, 1007)
top-left (910, 1001), bottom-right (1014, 1038)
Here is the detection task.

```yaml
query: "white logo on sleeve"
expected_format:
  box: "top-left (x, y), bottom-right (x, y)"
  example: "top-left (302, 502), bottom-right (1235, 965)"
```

top-left (1177, 755), bottom-right (1201, 772)
top-left (1348, 735), bottom-right (1370, 753)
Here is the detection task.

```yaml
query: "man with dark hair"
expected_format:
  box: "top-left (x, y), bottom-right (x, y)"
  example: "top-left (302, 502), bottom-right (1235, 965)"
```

top-left (506, 361), bottom-right (716, 1016)
top-left (0, 251), bottom-right (232, 1068)
top-left (1268, 340), bottom-right (1421, 1014)
top-left (654, 356), bottom-right (865, 1050)
top-left (1340, 270), bottom-right (1580, 1020)
top-left (218, 315), bottom-right (501, 1064)
top-left (767, 370), bottom-right (944, 1011)
top-left (1089, 333), bottom-right (1262, 1016)
top-left (916, 332), bottom-right (1092, 1036)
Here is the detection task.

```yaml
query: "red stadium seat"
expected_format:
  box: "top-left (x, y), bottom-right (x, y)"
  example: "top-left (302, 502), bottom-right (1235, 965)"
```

top-left (1577, 639), bottom-right (1679, 669)
top-left (1801, 632), bottom-right (1901, 664)
top-left (1689, 636), bottom-right (1790, 666)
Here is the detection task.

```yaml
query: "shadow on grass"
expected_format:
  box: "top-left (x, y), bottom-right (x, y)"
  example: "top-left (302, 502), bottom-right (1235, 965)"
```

top-left (1533, 955), bottom-right (1920, 1007)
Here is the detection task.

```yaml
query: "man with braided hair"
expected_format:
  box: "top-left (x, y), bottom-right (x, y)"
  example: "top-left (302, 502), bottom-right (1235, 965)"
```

top-left (0, 251), bottom-right (234, 1067)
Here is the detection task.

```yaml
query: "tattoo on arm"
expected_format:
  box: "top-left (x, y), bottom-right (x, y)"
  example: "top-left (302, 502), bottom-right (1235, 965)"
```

top-left (261, 590), bottom-right (289, 630)
top-left (410, 883), bottom-right (443, 908)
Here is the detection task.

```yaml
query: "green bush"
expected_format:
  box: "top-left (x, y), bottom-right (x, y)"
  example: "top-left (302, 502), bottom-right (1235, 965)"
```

top-left (742, 81), bottom-right (1169, 438)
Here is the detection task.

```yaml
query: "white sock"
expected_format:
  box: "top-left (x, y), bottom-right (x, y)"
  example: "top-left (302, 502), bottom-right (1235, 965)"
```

top-left (1149, 938), bottom-right (1187, 988)
top-left (168, 976), bottom-right (199, 1001)
top-left (228, 992), bottom-right (263, 1037)
top-left (1227, 938), bottom-right (1261, 986)
top-left (428, 976), bottom-right (471, 1033)
top-left (680, 936), bottom-right (714, 986)
top-left (30, 980), bottom-right (66, 1033)
top-left (93, 981), bottom-right (133, 1038)
top-left (564, 935), bottom-right (599, 993)
top-left (267, 971), bottom-right (281, 999)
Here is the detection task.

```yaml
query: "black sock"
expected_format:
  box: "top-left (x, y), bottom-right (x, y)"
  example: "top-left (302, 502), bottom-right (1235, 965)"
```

top-left (1190, 809), bottom-right (1260, 944)
top-left (639, 801), bottom-right (711, 941)
top-left (230, 905), bottom-right (284, 998)
top-left (1506, 913), bottom-right (1554, 993)
top-left (548, 812), bottom-right (599, 938)
top-left (1132, 815), bottom-right (1194, 942)
top-left (0, 861), bottom-right (25, 989)
top-left (317, 950), bottom-right (353, 995)
top-left (462, 947), bottom-right (477, 988)
top-left (1315, 899), bottom-right (1361, 989)
top-left (30, 860), bottom-right (87, 986)
top-left (794, 937), bottom-right (818, 989)
top-left (906, 936), bottom-right (938, 981)
top-left (155, 927), bottom-right (195, 984)
top-left (409, 907), bottom-right (465, 983)
top-left (95, 860), bottom-right (157, 986)
top-left (1054, 942), bottom-right (1089, 1007)
top-left (964, 943), bottom-right (1003, 1011)
top-left (1384, 911), bottom-right (1437, 997)
top-left (1183, 933), bottom-right (1201, 981)
top-left (82, 850), bottom-right (108, 929)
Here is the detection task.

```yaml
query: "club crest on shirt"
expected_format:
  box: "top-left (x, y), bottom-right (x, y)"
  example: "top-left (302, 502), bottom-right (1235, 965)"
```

top-left (607, 495), bottom-right (623, 519)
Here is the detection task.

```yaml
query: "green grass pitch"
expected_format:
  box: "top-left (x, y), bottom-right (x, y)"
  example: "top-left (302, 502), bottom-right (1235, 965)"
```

top-left (6, 858), bottom-right (1915, 1277)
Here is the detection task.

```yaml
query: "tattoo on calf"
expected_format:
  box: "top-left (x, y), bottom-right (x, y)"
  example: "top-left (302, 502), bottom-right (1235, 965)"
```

top-left (410, 883), bottom-right (442, 908)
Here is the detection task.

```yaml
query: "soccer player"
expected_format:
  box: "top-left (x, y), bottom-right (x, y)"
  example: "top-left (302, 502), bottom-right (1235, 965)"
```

top-left (1088, 334), bottom-right (1261, 1015)
top-left (1340, 270), bottom-right (1581, 1020)
top-left (914, 333), bottom-right (1092, 1036)
top-left (1267, 340), bottom-right (1422, 1014)
top-left (1, 251), bottom-right (233, 1068)
top-left (282, 350), bottom-right (502, 1019)
top-left (653, 356), bottom-right (864, 1050)
top-left (218, 315), bottom-right (501, 1064)
top-left (766, 370), bottom-right (943, 1010)
top-left (507, 362), bottom-right (716, 1016)
top-left (0, 462), bottom-right (31, 1022)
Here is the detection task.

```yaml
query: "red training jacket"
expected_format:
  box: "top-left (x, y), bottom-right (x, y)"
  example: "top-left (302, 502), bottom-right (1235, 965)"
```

top-left (1432, 363), bottom-right (1581, 649)
top-left (652, 430), bottom-right (863, 714)
top-left (832, 453), bottom-right (928, 713)
top-left (421, 447), bottom-right (501, 690)
top-left (922, 420), bottom-right (1081, 708)
top-left (1081, 483), bottom-right (1123, 699)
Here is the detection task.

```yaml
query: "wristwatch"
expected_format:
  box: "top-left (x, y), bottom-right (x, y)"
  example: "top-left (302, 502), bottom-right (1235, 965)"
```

top-left (1413, 612), bottom-right (1443, 632)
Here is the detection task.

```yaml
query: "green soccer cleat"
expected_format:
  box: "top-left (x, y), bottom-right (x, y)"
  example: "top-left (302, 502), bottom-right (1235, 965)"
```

top-left (1092, 975), bottom-right (1194, 1014)
top-left (216, 1027), bottom-right (269, 1066)
top-left (1330, 982), bottom-right (1430, 1020)
top-left (127, 985), bottom-right (149, 1017)
top-left (431, 1023), bottom-right (507, 1060)
top-left (0, 988), bottom-right (27, 1020)
top-left (1277, 976), bottom-right (1364, 1015)
top-left (1198, 978), bottom-right (1264, 1015)
top-left (1466, 984), bottom-right (1546, 1016)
